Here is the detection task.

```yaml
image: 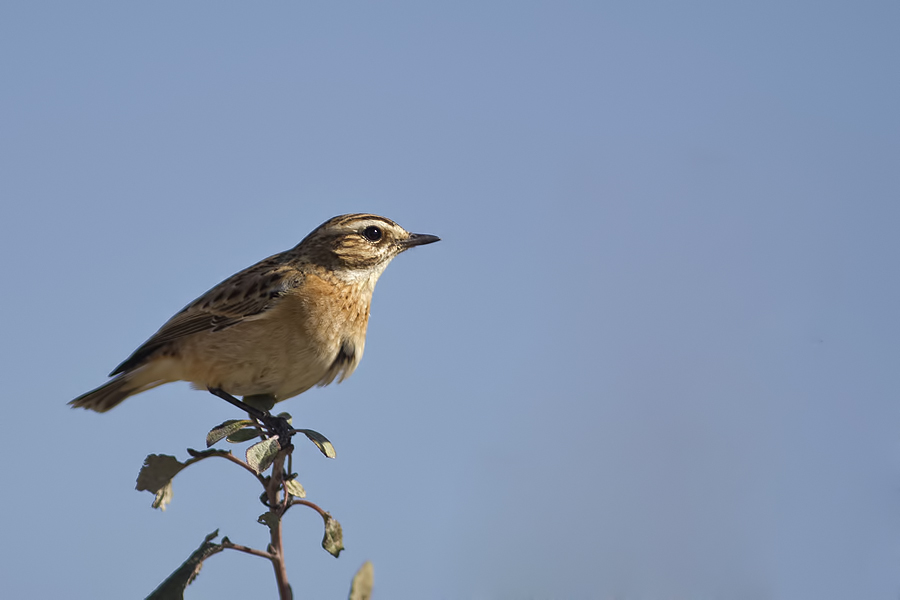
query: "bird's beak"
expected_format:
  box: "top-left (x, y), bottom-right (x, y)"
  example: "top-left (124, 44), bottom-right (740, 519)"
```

top-left (400, 233), bottom-right (441, 249)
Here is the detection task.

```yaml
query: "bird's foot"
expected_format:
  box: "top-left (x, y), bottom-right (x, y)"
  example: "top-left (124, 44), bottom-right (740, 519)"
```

top-left (207, 387), bottom-right (294, 448)
top-left (258, 411), bottom-right (294, 448)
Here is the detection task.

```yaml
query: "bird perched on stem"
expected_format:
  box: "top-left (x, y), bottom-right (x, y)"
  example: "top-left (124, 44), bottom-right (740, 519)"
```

top-left (70, 214), bottom-right (439, 414)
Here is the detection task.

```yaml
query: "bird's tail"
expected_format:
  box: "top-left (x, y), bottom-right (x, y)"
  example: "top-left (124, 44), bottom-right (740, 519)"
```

top-left (69, 367), bottom-right (168, 413)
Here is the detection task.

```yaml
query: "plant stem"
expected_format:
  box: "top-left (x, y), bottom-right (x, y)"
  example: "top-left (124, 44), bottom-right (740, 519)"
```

top-left (267, 449), bottom-right (293, 600)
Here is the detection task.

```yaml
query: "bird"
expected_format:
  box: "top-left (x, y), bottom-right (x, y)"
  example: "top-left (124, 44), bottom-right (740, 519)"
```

top-left (69, 213), bottom-right (439, 414)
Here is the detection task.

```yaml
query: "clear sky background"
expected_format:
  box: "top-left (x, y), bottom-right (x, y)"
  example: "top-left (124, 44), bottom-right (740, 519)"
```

top-left (1, 2), bottom-right (899, 599)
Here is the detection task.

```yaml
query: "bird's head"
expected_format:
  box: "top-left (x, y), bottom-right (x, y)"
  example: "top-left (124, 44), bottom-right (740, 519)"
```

top-left (298, 214), bottom-right (440, 281)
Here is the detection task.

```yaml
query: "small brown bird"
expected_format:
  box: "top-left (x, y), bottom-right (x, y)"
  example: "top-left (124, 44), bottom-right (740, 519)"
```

top-left (70, 214), bottom-right (439, 413)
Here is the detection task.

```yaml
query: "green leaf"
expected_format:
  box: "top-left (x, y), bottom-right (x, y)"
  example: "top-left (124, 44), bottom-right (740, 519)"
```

top-left (322, 514), bottom-right (344, 557)
top-left (243, 394), bottom-right (276, 412)
top-left (136, 454), bottom-right (186, 494)
top-left (284, 477), bottom-right (306, 498)
top-left (296, 428), bottom-right (337, 459)
top-left (152, 481), bottom-right (174, 511)
top-left (226, 428), bottom-right (261, 443)
top-left (246, 437), bottom-right (281, 474)
top-left (145, 530), bottom-right (225, 600)
top-left (276, 411), bottom-right (293, 424)
top-left (348, 561), bottom-right (374, 600)
top-left (206, 419), bottom-right (254, 447)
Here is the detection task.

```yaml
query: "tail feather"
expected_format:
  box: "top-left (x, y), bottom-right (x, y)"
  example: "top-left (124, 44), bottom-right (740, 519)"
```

top-left (69, 371), bottom-right (166, 413)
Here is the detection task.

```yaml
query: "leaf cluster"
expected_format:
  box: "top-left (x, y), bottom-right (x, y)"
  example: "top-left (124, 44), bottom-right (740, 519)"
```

top-left (136, 412), bottom-right (349, 599)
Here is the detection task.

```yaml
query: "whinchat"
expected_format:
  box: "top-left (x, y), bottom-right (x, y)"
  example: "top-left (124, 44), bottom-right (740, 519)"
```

top-left (69, 214), bottom-right (439, 413)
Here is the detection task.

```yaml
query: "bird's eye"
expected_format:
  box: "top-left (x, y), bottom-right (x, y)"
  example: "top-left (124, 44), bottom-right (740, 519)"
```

top-left (362, 226), bottom-right (383, 242)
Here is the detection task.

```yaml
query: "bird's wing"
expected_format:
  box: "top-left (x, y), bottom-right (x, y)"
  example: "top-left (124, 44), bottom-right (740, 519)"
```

top-left (110, 255), bottom-right (303, 375)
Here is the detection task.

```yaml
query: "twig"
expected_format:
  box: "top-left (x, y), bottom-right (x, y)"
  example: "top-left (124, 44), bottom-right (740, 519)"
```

top-left (221, 538), bottom-right (275, 561)
top-left (184, 449), bottom-right (267, 486)
top-left (286, 498), bottom-right (328, 520)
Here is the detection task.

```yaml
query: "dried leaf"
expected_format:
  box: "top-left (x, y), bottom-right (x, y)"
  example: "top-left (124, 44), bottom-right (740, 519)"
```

top-left (185, 448), bottom-right (232, 459)
top-left (136, 454), bottom-right (186, 494)
top-left (257, 511), bottom-right (278, 532)
top-left (348, 561), bottom-right (374, 600)
top-left (296, 428), bottom-right (337, 459)
top-left (152, 481), bottom-right (174, 511)
top-left (206, 419), bottom-right (254, 447)
top-left (137, 450), bottom-right (230, 509)
top-left (145, 530), bottom-right (224, 600)
top-left (284, 477), bottom-right (306, 498)
top-left (322, 514), bottom-right (344, 557)
top-left (246, 437), bottom-right (280, 474)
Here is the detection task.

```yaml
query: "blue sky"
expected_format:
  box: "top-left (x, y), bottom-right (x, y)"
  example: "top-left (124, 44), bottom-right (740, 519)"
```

top-left (1, 2), bottom-right (899, 599)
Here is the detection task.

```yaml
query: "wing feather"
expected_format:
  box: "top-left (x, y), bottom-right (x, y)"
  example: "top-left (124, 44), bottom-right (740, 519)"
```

top-left (110, 256), bottom-right (303, 375)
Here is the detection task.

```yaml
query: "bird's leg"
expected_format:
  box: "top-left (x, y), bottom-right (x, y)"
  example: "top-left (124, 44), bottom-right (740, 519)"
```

top-left (208, 387), bottom-right (268, 420)
top-left (207, 387), bottom-right (294, 447)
